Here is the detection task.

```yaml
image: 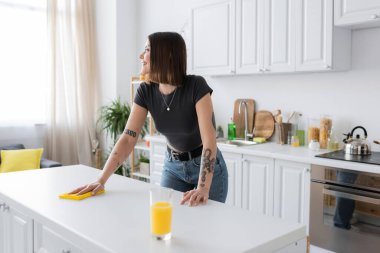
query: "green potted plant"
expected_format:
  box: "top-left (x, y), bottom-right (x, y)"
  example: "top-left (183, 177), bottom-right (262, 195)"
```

top-left (97, 97), bottom-right (148, 176)
top-left (138, 153), bottom-right (150, 175)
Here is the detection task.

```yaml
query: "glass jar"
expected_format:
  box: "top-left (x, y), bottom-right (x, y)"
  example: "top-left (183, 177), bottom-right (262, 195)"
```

top-left (319, 116), bottom-right (332, 149)
top-left (327, 127), bottom-right (340, 151)
top-left (307, 118), bottom-right (320, 144)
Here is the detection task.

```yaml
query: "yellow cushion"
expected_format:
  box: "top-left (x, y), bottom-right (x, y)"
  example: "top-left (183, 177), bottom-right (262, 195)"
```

top-left (0, 148), bottom-right (43, 173)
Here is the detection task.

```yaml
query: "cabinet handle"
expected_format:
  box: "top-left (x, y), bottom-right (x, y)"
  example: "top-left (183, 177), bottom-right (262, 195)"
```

top-left (230, 70), bottom-right (236, 74)
top-left (62, 250), bottom-right (71, 253)
top-left (371, 14), bottom-right (379, 19)
top-left (259, 68), bottom-right (264, 72)
top-left (325, 65), bottom-right (331, 69)
top-left (264, 68), bottom-right (270, 72)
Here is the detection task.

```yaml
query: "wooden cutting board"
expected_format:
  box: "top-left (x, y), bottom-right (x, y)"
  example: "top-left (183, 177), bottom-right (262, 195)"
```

top-left (233, 99), bottom-right (255, 139)
top-left (253, 110), bottom-right (275, 139)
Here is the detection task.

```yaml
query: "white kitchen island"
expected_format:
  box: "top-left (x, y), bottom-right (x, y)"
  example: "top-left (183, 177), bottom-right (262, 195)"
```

top-left (0, 165), bottom-right (306, 253)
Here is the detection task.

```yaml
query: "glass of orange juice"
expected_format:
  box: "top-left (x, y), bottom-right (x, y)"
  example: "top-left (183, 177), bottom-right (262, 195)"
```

top-left (150, 187), bottom-right (173, 240)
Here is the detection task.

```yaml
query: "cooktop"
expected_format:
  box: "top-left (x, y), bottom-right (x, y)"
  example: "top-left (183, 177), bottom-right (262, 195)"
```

top-left (316, 150), bottom-right (380, 166)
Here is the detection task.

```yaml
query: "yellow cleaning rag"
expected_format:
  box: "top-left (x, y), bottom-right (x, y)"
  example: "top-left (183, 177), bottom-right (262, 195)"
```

top-left (59, 189), bottom-right (105, 201)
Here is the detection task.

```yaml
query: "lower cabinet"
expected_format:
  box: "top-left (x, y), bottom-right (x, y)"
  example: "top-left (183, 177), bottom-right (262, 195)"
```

top-left (242, 155), bottom-right (274, 216)
top-left (222, 151), bottom-right (310, 228)
top-left (0, 199), bottom-right (33, 253)
top-left (273, 160), bottom-right (310, 225)
top-left (223, 152), bottom-right (275, 216)
top-left (34, 221), bottom-right (85, 253)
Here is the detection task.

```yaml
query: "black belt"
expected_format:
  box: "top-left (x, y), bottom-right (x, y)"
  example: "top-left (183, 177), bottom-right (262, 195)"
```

top-left (167, 145), bottom-right (203, 161)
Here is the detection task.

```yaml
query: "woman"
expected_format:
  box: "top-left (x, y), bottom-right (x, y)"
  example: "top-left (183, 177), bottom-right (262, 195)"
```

top-left (70, 32), bottom-right (228, 206)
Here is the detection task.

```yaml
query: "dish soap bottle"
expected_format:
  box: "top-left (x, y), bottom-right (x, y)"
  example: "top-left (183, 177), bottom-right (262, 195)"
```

top-left (228, 118), bottom-right (236, 140)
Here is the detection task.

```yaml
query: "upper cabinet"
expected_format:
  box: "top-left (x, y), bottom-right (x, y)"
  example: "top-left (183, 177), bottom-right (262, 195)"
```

top-left (190, 0), bottom-right (236, 75)
top-left (295, 0), bottom-right (350, 71)
top-left (335, 0), bottom-right (380, 28)
top-left (263, 0), bottom-right (296, 73)
top-left (190, 0), bottom-right (351, 75)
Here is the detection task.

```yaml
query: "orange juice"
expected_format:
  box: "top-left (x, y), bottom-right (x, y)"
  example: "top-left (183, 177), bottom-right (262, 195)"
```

top-left (150, 201), bottom-right (172, 236)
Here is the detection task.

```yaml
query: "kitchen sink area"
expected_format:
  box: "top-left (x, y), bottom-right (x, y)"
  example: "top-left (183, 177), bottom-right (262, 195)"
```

top-left (217, 139), bottom-right (258, 147)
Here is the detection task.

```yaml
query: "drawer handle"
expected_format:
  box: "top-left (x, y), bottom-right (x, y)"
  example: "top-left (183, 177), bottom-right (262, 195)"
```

top-left (371, 14), bottom-right (379, 19)
top-left (323, 188), bottom-right (380, 205)
top-left (62, 250), bottom-right (71, 253)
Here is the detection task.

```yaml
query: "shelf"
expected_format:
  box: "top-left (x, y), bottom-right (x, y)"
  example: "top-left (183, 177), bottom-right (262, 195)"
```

top-left (132, 172), bottom-right (150, 180)
top-left (135, 141), bottom-right (150, 151)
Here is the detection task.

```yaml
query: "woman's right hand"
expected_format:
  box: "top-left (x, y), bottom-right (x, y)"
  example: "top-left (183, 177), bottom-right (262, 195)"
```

top-left (68, 180), bottom-right (105, 196)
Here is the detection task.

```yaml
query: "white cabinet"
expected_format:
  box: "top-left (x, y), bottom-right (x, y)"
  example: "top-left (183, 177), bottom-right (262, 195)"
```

top-left (0, 199), bottom-right (33, 253)
top-left (335, 0), bottom-right (380, 28)
top-left (242, 155), bottom-right (275, 215)
top-left (295, 0), bottom-right (350, 72)
top-left (236, 0), bottom-right (263, 74)
top-left (264, 0), bottom-right (296, 73)
top-left (190, 0), bottom-right (236, 75)
top-left (223, 152), bottom-right (275, 216)
top-left (34, 221), bottom-right (85, 253)
top-left (222, 152), bottom-right (243, 207)
top-left (273, 160), bottom-right (310, 225)
top-left (191, 0), bottom-right (351, 75)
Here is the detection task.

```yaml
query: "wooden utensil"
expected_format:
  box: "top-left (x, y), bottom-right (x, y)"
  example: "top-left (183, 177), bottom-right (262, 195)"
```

top-left (253, 110), bottom-right (275, 139)
top-left (233, 99), bottom-right (255, 139)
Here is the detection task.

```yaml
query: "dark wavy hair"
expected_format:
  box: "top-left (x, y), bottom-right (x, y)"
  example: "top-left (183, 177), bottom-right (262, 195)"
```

top-left (147, 32), bottom-right (187, 86)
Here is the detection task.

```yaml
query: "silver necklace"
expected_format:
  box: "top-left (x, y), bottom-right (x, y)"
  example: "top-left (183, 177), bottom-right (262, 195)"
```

top-left (160, 88), bottom-right (177, 111)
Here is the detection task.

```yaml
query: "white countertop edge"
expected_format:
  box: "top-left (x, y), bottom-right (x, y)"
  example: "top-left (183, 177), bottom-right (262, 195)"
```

top-left (245, 225), bottom-right (306, 253)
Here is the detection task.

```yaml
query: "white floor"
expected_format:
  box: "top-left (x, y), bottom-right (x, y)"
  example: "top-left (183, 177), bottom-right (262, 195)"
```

top-left (310, 245), bottom-right (335, 253)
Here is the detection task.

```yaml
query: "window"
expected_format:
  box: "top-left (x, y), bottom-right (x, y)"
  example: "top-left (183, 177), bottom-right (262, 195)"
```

top-left (0, 0), bottom-right (47, 125)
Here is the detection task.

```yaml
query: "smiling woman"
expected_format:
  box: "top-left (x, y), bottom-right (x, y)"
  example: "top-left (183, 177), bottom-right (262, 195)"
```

top-left (0, 0), bottom-right (48, 125)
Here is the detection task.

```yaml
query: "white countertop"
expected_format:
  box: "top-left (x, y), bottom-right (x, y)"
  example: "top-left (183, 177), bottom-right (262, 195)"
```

top-left (0, 165), bottom-right (306, 253)
top-left (146, 135), bottom-right (380, 174)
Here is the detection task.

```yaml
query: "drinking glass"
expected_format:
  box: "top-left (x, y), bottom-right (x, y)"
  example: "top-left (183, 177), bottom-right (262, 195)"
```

top-left (150, 187), bottom-right (173, 240)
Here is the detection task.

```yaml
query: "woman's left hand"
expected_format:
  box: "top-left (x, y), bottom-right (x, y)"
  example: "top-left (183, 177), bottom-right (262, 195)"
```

top-left (180, 188), bottom-right (209, 206)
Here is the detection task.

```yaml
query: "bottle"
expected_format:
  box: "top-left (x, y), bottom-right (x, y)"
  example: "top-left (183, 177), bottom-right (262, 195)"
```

top-left (228, 118), bottom-right (236, 140)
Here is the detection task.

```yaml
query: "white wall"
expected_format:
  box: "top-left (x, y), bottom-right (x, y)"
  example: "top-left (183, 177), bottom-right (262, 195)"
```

top-left (132, 0), bottom-right (380, 151)
top-left (95, 0), bottom-right (138, 151)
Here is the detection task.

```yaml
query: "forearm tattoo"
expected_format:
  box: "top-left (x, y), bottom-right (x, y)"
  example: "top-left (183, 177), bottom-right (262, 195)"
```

top-left (124, 129), bottom-right (136, 137)
top-left (199, 148), bottom-right (215, 188)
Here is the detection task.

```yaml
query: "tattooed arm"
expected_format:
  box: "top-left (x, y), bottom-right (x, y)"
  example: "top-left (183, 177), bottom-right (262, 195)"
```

top-left (69, 103), bottom-right (148, 195)
top-left (180, 93), bottom-right (217, 206)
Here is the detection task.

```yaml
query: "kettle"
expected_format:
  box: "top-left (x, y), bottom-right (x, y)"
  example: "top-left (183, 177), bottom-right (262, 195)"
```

top-left (343, 126), bottom-right (371, 155)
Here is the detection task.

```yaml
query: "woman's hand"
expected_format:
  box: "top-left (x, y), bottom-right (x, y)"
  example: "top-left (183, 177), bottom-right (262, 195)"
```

top-left (180, 187), bottom-right (209, 206)
top-left (68, 180), bottom-right (105, 196)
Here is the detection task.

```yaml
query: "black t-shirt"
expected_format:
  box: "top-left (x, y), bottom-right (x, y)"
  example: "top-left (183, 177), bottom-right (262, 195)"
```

top-left (134, 75), bottom-right (213, 152)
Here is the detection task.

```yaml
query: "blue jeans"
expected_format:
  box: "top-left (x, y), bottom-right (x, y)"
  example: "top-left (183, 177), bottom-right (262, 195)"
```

top-left (160, 148), bottom-right (228, 203)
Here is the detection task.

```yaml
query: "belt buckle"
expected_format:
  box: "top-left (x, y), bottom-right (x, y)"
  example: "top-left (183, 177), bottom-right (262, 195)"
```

top-left (171, 149), bottom-right (180, 160)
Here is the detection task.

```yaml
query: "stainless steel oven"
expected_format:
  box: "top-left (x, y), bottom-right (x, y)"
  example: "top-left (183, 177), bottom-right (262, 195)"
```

top-left (310, 165), bottom-right (380, 253)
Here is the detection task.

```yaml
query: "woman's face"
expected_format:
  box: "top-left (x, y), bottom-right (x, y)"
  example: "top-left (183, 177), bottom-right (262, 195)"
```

top-left (139, 40), bottom-right (150, 75)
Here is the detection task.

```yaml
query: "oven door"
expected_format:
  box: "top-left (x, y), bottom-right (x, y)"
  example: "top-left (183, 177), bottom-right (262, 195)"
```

top-left (310, 181), bottom-right (380, 253)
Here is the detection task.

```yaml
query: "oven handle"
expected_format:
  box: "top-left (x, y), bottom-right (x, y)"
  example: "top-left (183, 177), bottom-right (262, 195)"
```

top-left (323, 188), bottom-right (380, 205)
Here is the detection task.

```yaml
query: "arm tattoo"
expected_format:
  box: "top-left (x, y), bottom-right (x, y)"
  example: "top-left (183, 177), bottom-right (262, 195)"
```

top-left (124, 129), bottom-right (136, 137)
top-left (199, 148), bottom-right (215, 188)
